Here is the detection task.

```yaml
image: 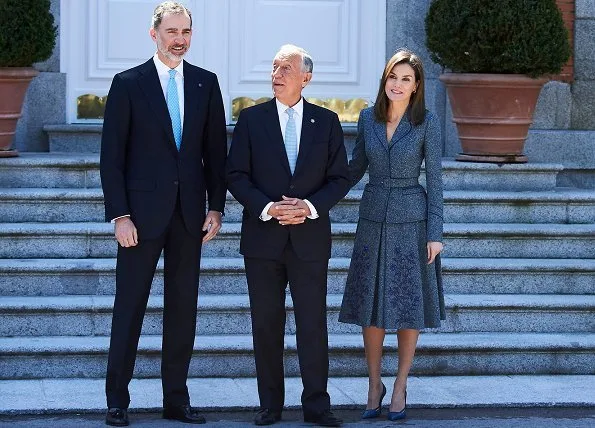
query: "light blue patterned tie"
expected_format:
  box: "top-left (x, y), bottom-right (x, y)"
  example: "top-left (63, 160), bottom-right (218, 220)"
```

top-left (285, 107), bottom-right (298, 174)
top-left (167, 69), bottom-right (182, 150)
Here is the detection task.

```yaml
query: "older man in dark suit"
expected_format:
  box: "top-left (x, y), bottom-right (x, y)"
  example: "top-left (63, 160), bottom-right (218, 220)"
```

top-left (226, 45), bottom-right (350, 427)
top-left (100, 2), bottom-right (226, 425)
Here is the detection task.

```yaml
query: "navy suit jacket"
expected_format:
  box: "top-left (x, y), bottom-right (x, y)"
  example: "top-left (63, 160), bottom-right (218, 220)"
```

top-left (100, 59), bottom-right (227, 240)
top-left (226, 98), bottom-right (350, 261)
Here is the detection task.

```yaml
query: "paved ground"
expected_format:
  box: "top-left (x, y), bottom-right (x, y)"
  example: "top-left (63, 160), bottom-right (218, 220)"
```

top-left (2, 376), bottom-right (594, 414)
top-left (1, 376), bottom-right (594, 427)
top-left (1, 408), bottom-right (595, 427)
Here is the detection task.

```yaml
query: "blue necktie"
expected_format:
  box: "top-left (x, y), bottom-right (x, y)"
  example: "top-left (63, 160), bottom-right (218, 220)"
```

top-left (167, 69), bottom-right (182, 150)
top-left (285, 108), bottom-right (298, 174)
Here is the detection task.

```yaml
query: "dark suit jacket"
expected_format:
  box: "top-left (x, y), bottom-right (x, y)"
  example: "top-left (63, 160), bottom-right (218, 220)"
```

top-left (100, 59), bottom-right (227, 240)
top-left (226, 99), bottom-right (350, 261)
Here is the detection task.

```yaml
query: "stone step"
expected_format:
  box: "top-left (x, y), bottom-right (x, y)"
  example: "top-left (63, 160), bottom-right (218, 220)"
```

top-left (225, 189), bottom-right (595, 224)
top-left (1, 332), bottom-right (593, 379)
top-left (1, 188), bottom-right (593, 224)
top-left (0, 222), bottom-right (592, 259)
top-left (43, 126), bottom-right (582, 188)
top-left (0, 152), bottom-right (567, 191)
top-left (44, 125), bottom-right (269, 154)
top-left (0, 153), bottom-right (101, 189)
top-left (45, 125), bottom-right (105, 154)
top-left (1, 294), bottom-right (593, 337)
top-left (1, 375), bottom-right (593, 414)
top-left (0, 257), bottom-right (593, 296)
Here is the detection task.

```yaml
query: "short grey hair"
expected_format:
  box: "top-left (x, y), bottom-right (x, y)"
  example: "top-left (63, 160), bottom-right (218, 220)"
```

top-left (276, 44), bottom-right (314, 73)
top-left (151, 1), bottom-right (192, 30)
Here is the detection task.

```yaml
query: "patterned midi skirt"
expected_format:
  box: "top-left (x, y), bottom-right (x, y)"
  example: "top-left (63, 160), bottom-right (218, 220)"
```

top-left (338, 218), bottom-right (445, 330)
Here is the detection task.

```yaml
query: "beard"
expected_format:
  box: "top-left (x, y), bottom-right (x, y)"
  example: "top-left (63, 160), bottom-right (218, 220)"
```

top-left (156, 34), bottom-right (187, 63)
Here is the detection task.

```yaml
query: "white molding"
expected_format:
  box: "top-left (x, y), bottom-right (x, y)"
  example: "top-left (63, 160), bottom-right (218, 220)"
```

top-left (62, 0), bottom-right (386, 123)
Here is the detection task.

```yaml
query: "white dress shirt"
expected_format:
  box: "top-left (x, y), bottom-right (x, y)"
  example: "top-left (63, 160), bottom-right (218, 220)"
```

top-left (260, 98), bottom-right (319, 221)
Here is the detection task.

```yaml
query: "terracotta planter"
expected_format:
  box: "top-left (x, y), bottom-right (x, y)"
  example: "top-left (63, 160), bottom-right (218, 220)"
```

top-left (0, 67), bottom-right (39, 158)
top-left (440, 73), bottom-right (547, 163)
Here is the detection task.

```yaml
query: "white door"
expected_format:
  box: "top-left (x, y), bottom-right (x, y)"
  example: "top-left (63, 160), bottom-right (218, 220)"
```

top-left (61, 0), bottom-right (386, 124)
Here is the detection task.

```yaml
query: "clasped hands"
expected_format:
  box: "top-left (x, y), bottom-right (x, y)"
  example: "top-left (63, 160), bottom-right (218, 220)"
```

top-left (267, 195), bottom-right (311, 225)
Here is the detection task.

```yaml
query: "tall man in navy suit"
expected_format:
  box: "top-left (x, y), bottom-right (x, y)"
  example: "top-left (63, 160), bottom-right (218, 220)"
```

top-left (226, 45), bottom-right (350, 427)
top-left (100, 2), bottom-right (226, 425)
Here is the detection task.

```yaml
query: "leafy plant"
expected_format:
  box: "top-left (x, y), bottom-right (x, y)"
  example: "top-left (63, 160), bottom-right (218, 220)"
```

top-left (0, 0), bottom-right (57, 67)
top-left (425, 0), bottom-right (571, 77)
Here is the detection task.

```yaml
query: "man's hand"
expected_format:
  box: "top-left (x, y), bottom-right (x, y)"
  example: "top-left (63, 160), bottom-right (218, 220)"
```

top-left (202, 210), bottom-right (223, 243)
top-left (115, 217), bottom-right (138, 247)
top-left (267, 196), bottom-right (311, 225)
top-left (427, 241), bottom-right (443, 264)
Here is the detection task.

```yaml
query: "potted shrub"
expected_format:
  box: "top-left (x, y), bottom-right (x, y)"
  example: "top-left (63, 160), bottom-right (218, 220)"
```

top-left (425, 0), bottom-right (571, 163)
top-left (0, 0), bottom-right (56, 157)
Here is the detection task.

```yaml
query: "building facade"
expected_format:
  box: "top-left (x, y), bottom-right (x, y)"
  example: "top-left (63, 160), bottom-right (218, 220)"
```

top-left (14, 0), bottom-right (595, 166)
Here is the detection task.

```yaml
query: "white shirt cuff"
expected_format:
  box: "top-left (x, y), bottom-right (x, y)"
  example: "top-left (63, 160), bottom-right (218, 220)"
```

top-left (259, 202), bottom-right (274, 221)
top-left (304, 199), bottom-right (318, 219)
top-left (111, 214), bottom-right (130, 223)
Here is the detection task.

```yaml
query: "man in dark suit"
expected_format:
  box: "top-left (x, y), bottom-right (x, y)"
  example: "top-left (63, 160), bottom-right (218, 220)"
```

top-left (226, 45), bottom-right (350, 427)
top-left (100, 2), bottom-right (226, 426)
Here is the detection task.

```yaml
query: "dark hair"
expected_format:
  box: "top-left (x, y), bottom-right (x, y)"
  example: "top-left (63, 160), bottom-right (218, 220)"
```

top-left (152, 1), bottom-right (192, 30)
top-left (373, 49), bottom-right (426, 126)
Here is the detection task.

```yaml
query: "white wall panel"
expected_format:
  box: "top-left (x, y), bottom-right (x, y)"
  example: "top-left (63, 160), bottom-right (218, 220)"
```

top-left (62, 0), bottom-right (385, 123)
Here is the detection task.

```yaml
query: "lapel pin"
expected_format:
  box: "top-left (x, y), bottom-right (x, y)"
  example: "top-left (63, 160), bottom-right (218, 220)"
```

top-left (310, 118), bottom-right (315, 123)
top-left (198, 83), bottom-right (202, 87)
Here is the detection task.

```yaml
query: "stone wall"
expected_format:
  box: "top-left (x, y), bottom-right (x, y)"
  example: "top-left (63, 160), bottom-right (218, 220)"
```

top-left (572, 0), bottom-right (595, 128)
top-left (14, 0), bottom-right (65, 153)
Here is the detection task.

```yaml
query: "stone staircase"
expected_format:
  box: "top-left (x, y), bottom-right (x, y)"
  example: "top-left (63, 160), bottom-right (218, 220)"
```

top-left (0, 146), bottom-right (594, 411)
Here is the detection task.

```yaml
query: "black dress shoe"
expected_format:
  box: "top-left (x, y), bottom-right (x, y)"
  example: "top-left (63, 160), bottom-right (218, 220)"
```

top-left (163, 404), bottom-right (206, 424)
top-left (105, 408), bottom-right (129, 426)
top-left (304, 409), bottom-right (343, 427)
top-left (254, 408), bottom-right (282, 426)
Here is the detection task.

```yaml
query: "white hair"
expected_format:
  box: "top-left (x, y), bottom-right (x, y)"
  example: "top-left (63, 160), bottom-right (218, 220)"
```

top-left (275, 44), bottom-right (313, 73)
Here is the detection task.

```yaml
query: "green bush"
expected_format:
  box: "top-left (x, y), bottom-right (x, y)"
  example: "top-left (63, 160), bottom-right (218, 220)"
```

top-left (0, 0), bottom-right (57, 67)
top-left (425, 0), bottom-right (571, 77)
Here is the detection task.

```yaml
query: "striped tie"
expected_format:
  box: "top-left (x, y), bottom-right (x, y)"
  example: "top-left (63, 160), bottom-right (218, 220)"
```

top-left (167, 69), bottom-right (182, 150)
top-left (285, 107), bottom-right (298, 174)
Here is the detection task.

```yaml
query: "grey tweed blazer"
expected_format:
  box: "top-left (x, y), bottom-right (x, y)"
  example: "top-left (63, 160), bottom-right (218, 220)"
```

top-left (349, 106), bottom-right (443, 242)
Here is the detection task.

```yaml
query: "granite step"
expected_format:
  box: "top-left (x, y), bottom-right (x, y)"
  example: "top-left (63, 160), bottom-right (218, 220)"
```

top-left (0, 257), bottom-right (593, 296)
top-left (1, 294), bottom-right (593, 337)
top-left (1, 332), bottom-right (593, 379)
top-left (0, 153), bottom-right (566, 191)
top-left (44, 125), bottom-right (280, 155)
top-left (1, 188), bottom-right (593, 224)
top-left (42, 124), bottom-right (594, 187)
top-left (225, 189), bottom-right (595, 224)
top-left (0, 222), bottom-right (593, 259)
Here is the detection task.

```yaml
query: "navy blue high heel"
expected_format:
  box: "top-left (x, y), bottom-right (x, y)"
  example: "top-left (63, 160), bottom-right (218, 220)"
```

top-left (387, 390), bottom-right (407, 421)
top-left (361, 383), bottom-right (386, 419)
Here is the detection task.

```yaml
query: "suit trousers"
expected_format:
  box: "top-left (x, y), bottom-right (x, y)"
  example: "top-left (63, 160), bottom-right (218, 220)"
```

top-left (106, 194), bottom-right (203, 408)
top-left (244, 243), bottom-right (331, 416)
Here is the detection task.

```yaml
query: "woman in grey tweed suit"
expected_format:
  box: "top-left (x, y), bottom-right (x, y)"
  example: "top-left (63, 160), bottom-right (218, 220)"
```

top-left (339, 49), bottom-right (445, 420)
